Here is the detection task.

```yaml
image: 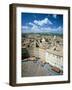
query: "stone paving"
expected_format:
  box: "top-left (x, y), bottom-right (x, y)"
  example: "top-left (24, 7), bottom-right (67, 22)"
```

top-left (21, 60), bottom-right (63, 77)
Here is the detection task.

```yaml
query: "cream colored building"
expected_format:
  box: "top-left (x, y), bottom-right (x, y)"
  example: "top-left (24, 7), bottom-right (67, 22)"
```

top-left (46, 50), bottom-right (63, 70)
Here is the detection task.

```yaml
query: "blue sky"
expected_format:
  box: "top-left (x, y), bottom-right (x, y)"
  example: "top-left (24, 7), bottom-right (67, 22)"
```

top-left (21, 13), bottom-right (63, 34)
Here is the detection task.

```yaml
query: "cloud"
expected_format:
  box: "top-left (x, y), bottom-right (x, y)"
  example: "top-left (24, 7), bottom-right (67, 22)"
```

top-left (22, 24), bottom-right (63, 34)
top-left (29, 22), bottom-right (34, 26)
top-left (31, 25), bottom-right (49, 33)
top-left (22, 16), bottom-right (62, 34)
top-left (53, 14), bottom-right (57, 18)
top-left (40, 26), bottom-right (63, 33)
top-left (29, 22), bottom-right (40, 32)
top-left (22, 26), bottom-right (31, 33)
top-left (57, 26), bottom-right (62, 30)
top-left (22, 26), bottom-right (29, 29)
top-left (32, 24), bottom-right (39, 31)
top-left (57, 26), bottom-right (63, 33)
top-left (34, 18), bottom-right (52, 26)
top-left (48, 26), bottom-right (63, 33)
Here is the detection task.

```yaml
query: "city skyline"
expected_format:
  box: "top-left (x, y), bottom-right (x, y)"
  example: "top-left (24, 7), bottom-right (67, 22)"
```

top-left (21, 13), bottom-right (63, 34)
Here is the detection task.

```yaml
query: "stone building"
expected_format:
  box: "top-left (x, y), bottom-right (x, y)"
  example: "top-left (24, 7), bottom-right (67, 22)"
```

top-left (22, 36), bottom-right (63, 71)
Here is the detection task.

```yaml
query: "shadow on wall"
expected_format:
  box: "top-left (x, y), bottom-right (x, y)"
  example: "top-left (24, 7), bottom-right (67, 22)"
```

top-left (22, 48), bottom-right (30, 59)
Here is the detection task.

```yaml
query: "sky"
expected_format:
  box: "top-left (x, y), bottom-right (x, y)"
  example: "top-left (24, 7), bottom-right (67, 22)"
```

top-left (21, 13), bottom-right (63, 34)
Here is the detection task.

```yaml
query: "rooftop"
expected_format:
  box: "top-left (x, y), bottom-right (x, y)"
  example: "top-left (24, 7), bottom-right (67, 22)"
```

top-left (22, 35), bottom-right (63, 57)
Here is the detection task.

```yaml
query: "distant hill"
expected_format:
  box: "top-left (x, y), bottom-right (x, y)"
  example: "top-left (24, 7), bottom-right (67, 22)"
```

top-left (22, 32), bottom-right (63, 37)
